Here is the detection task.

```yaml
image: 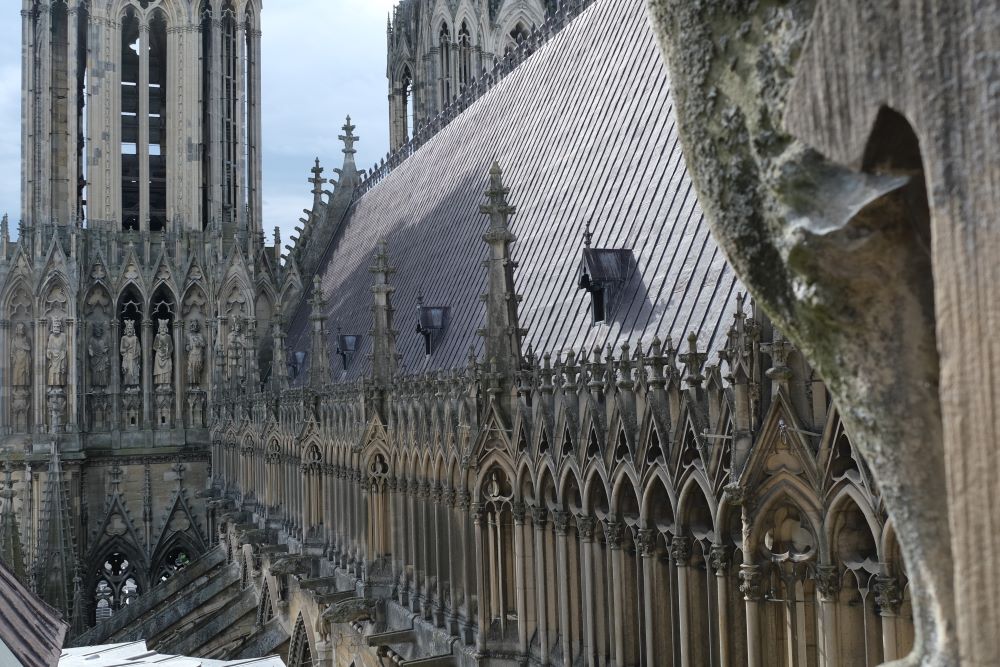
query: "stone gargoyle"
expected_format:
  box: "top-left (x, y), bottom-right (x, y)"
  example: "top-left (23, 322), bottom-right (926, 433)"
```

top-left (645, 0), bottom-right (999, 663)
top-left (321, 597), bottom-right (377, 624)
top-left (269, 555), bottom-right (313, 577)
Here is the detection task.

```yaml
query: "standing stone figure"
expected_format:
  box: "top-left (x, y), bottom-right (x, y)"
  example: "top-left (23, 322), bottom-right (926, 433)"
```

top-left (227, 318), bottom-right (246, 380)
top-left (120, 320), bottom-right (140, 387)
top-left (89, 324), bottom-right (110, 387)
top-left (153, 319), bottom-right (173, 386)
top-left (46, 319), bottom-right (68, 387)
top-left (185, 319), bottom-right (205, 384)
top-left (11, 322), bottom-right (31, 387)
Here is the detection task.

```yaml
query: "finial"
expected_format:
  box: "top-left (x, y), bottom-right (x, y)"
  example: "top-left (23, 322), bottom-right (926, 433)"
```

top-left (369, 238), bottom-right (395, 277)
top-left (583, 220), bottom-right (593, 248)
top-left (340, 116), bottom-right (359, 156)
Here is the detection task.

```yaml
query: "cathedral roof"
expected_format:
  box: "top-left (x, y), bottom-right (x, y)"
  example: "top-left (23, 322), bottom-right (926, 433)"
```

top-left (0, 558), bottom-right (68, 667)
top-left (295, 0), bottom-right (741, 380)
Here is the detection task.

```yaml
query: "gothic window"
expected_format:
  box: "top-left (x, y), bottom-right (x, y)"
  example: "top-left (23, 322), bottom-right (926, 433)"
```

top-left (200, 2), bottom-right (212, 229)
top-left (117, 6), bottom-right (168, 232)
top-left (479, 467), bottom-right (516, 639)
top-left (438, 23), bottom-right (452, 105)
top-left (221, 3), bottom-right (239, 224)
top-left (148, 11), bottom-right (168, 232)
top-left (401, 66), bottom-right (413, 141)
top-left (120, 9), bottom-right (141, 230)
top-left (94, 553), bottom-right (140, 621)
top-left (156, 548), bottom-right (191, 583)
top-left (367, 453), bottom-right (390, 558)
top-left (77, 3), bottom-right (90, 224)
top-left (458, 22), bottom-right (472, 90)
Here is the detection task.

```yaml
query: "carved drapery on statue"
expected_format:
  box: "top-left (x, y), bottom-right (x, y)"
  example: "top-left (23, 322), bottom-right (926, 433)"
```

top-left (11, 322), bottom-right (31, 388)
top-left (185, 320), bottom-right (205, 385)
top-left (11, 322), bottom-right (32, 433)
top-left (153, 319), bottom-right (173, 386)
top-left (89, 324), bottom-right (110, 387)
top-left (46, 320), bottom-right (68, 387)
top-left (120, 320), bottom-right (140, 387)
top-left (227, 318), bottom-right (246, 381)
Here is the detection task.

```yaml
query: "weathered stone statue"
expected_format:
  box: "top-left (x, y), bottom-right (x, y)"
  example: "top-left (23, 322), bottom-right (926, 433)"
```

top-left (185, 320), bottom-right (205, 384)
top-left (89, 324), bottom-right (110, 387)
top-left (153, 319), bottom-right (173, 386)
top-left (46, 319), bottom-right (68, 387)
top-left (227, 318), bottom-right (245, 380)
top-left (11, 322), bottom-right (31, 388)
top-left (120, 320), bottom-right (140, 387)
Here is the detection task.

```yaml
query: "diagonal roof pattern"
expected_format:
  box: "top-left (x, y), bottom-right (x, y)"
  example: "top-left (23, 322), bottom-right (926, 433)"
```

top-left (295, 0), bottom-right (741, 380)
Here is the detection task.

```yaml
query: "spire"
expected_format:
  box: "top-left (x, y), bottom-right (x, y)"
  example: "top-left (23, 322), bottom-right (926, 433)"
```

top-left (308, 158), bottom-right (327, 211)
top-left (340, 116), bottom-right (358, 158)
top-left (331, 116), bottom-right (361, 201)
top-left (477, 162), bottom-right (526, 378)
top-left (308, 275), bottom-right (331, 387)
top-left (273, 226), bottom-right (282, 264)
top-left (369, 239), bottom-right (399, 386)
top-left (32, 445), bottom-right (77, 620)
top-left (272, 308), bottom-right (289, 391)
top-left (0, 457), bottom-right (25, 583)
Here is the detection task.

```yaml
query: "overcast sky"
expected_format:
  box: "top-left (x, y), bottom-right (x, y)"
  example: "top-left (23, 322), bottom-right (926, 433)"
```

top-left (0, 1), bottom-right (397, 245)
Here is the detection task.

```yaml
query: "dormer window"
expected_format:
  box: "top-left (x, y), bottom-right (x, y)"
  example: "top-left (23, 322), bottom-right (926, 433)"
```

top-left (416, 299), bottom-right (450, 356)
top-left (336, 334), bottom-right (359, 371)
top-left (577, 246), bottom-right (635, 324)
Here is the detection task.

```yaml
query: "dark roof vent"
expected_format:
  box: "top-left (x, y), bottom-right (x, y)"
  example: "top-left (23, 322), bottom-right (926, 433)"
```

top-left (289, 350), bottom-right (307, 379)
top-left (336, 333), bottom-right (360, 370)
top-left (577, 245), bottom-right (635, 324)
top-left (416, 296), bottom-right (450, 355)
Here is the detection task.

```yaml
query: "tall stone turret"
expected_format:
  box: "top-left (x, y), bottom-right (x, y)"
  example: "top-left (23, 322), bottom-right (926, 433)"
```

top-left (477, 162), bottom-right (526, 388)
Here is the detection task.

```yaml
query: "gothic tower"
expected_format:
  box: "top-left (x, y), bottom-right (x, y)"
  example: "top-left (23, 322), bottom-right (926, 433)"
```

top-left (21, 0), bottom-right (263, 237)
top-left (1, 0), bottom-right (291, 630)
top-left (387, 0), bottom-right (551, 149)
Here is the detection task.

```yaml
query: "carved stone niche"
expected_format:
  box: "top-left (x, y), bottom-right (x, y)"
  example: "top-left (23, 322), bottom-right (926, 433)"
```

top-left (187, 388), bottom-right (206, 429)
top-left (155, 386), bottom-right (174, 430)
top-left (89, 391), bottom-right (110, 432)
top-left (123, 388), bottom-right (142, 430)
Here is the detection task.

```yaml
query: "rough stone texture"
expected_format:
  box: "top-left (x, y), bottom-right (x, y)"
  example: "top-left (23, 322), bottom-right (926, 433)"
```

top-left (645, 0), bottom-right (999, 663)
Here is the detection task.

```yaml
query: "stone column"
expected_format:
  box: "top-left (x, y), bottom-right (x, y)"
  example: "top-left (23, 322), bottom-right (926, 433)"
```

top-left (553, 510), bottom-right (573, 666)
top-left (671, 537), bottom-right (693, 667)
top-left (740, 564), bottom-right (763, 667)
top-left (532, 505), bottom-right (550, 664)
top-left (141, 319), bottom-right (153, 426)
top-left (638, 529), bottom-right (659, 667)
top-left (710, 546), bottom-right (732, 667)
top-left (815, 564), bottom-right (842, 667)
top-left (173, 320), bottom-right (183, 421)
top-left (472, 502), bottom-right (488, 652)
top-left (875, 574), bottom-right (903, 662)
top-left (605, 520), bottom-right (627, 667)
top-left (576, 516), bottom-right (598, 667)
top-left (512, 501), bottom-right (529, 656)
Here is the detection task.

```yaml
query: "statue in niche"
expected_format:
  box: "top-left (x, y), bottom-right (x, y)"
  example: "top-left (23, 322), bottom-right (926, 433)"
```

top-left (46, 319), bottom-right (68, 387)
top-left (227, 318), bottom-right (246, 380)
top-left (185, 319), bottom-right (205, 384)
top-left (153, 319), bottom-right (173, 386)
top-left (89, 324), bottom-right (110, 387)
top-left (11, 322), bottom-right (31, 388)
top-left (120, 320), bottom-right (140, 387)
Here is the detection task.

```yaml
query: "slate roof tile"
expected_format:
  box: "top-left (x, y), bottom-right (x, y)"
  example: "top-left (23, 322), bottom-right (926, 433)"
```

top-left (291, 0), bottom-right (742, 381)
